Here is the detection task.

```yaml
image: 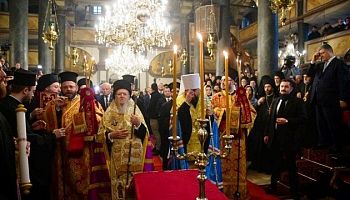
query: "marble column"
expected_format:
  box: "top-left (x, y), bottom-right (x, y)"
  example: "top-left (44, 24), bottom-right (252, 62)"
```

top-left (215, 0), bottom-right (231, 76)
top-left (98, 47), bottom-right (108, 81)
top-left (38, 0), bottom-right (52, 74)
top-left (180, 19), bottom-right (190, 75)
top-left (9, 0), bottom-right (28, 69)
top-left (55, 9), bottom-right (65, 73)
top-left (297, 0), bottom-right (308, 52)
top-left (257, 0), bottom-right (278, 79)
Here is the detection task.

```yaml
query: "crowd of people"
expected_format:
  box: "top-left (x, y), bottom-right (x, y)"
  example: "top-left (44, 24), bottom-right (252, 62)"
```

top-left (307, 17), bottom-right (350, 40)
top-left (0, 43), bottom-right (349, 200)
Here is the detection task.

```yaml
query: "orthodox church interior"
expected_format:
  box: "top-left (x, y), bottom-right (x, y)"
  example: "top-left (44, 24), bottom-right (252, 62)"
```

top-left (1, 0), bottom-right (350, 199)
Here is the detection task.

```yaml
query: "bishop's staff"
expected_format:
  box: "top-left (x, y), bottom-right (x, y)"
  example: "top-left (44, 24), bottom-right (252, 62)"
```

top-left (235, 53), bottom-right (243, 199)
top-left (125, 95), bottom-right (138, 189)
top-left (16, 104), bottom-right (32, 194)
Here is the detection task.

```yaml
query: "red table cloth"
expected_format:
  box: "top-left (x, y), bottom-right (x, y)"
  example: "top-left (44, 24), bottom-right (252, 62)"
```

top-left (133, 169), bottom-right (228, 200)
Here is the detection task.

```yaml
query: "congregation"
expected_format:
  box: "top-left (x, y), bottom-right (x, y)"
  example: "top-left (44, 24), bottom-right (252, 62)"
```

top-left (0, 43), bottom-right (350, 200)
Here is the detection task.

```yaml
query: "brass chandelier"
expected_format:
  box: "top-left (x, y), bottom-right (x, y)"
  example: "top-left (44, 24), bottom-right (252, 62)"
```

top-left (105, 45), bottom-right (150, 76)
top-left (95, 0), bottom-right (172, 54)
top-left (42, 0), bottom-right (59, 51)
top-left (270, 0), bottom-right (295, 25)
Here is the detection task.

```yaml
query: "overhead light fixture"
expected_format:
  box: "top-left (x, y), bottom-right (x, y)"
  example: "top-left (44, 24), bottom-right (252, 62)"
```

top-left (270, 0), bottom-right (295, 26)
top-left (95, 0), bottom-right (172, 54)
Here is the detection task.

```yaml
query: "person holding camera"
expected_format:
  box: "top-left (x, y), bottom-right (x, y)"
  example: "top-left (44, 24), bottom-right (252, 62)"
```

top-left (307, 43), bottom-right (350, 153)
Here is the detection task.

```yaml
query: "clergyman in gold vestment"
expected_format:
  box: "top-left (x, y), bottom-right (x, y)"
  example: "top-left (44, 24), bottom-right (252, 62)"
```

top-left (42, 72), bottom-right (110, 199)
top-left (97, 80), bottom-right (149, 200)
top-left (211, 74), bottom-right (256, 199)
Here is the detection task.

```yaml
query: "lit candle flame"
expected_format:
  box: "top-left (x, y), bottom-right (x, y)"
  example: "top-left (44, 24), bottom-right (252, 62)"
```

top-left (197, 32), bottom-right (203, 42)
top-left (223, 50), bottom-right (228, 59)
top-left (173, 45), bottom-right (177, 53)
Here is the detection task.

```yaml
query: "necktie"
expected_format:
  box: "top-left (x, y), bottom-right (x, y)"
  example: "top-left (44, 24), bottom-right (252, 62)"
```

top-left (105, 96), bottom-right (108, 107)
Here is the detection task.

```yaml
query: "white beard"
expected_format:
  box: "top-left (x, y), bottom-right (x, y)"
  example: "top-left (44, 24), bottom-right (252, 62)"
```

top-left (117, 100), bottom-right (130, 114)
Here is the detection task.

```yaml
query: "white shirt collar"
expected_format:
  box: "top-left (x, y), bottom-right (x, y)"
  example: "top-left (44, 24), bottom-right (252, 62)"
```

top-left (326, 56), bottom-right (336, 66)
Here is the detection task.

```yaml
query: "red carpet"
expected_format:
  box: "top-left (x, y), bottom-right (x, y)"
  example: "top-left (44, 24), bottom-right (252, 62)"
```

top-left (150, 154), bottom-right (278, 199)
top-left (133, 170), bottom-right (228, 200)
top-left (247, 181), bottom-right (279, 200)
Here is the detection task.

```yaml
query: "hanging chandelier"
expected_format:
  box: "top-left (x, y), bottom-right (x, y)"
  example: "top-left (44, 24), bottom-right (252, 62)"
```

top-left (95, 0), bottom-right (172, 54)
top-left (105, 45), bottom-right (150, 75)
top-left (42, 0), bottom-right (59, 51)
top-left (278, 33), bottom-right (306, 67)
top-left (270, 0), bottom-right (295, 25)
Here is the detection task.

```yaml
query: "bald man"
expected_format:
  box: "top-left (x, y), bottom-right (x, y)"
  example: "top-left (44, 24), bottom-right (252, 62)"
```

top-left (97, 82), bottom-right (112, 110)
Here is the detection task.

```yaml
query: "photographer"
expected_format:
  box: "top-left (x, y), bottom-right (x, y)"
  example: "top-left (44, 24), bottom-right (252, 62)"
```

top-left (281, 55), bottom-right (301, 79)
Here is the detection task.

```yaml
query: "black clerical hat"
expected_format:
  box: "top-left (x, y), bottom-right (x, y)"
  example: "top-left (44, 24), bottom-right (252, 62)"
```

top-left (77, 78), bottom-right (93, 88)
top-left (274, 71), bottom-right (285, 79)
top-left (37, 73), bottom-right (59, 92)
top-left (58, 71), bottom-right (78, 83)
top-left (168, 82), bottom-right (180, 90)
top-left (122, 74), bottom-right (135, 84)
top-left (13, 69), bottom-right (36, 86)
top-left (112, 80), bottom-right (131, 96)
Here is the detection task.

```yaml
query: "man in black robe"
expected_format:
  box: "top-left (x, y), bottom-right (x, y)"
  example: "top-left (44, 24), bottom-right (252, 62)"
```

top-left (0, 62), bottom-right (18, 200)
top-left (264, 79), bottom-right (306, 199)
top-left (248, 77), bottom-right (277, 173)
top-left (0, 70), bottom-right (64, 200)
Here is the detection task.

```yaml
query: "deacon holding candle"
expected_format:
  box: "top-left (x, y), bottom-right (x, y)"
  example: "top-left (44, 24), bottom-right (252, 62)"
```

top-left (172, 45), bottom-right (178, 139)
top-left (16, 105), bottom-right (32, 194)
top-left (211, 51), bottom-right (256, 199)
top-left (197, 33), bottom-right (205, 119)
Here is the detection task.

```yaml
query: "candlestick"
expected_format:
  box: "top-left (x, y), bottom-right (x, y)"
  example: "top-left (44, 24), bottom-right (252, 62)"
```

top-left (197, 33), bottom-right (205, 119)
top-left (172, 45), bottom-right (177, 139)
top-left (223, 51), bottom-right (230, 137)
top-left (16, 104), bottom-right (32, 194)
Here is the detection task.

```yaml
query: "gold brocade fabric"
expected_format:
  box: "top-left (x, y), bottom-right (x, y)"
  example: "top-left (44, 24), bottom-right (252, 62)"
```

top-left (97, 99), bottom-right (148, 200)
top-left (176, 92), bottom-right (203, 154)
top-left (211, 91), bottom-right (256, 199)
top-left (42, 95), bottom-right (107, 200)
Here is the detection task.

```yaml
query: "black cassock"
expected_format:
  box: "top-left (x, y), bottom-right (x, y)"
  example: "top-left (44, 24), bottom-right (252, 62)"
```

top-left (247, 95), bottom-right (276, 173)
top-left (0, 112), bottom-right (18, 200)
top-left (0, 96), bottom-right (57, 200)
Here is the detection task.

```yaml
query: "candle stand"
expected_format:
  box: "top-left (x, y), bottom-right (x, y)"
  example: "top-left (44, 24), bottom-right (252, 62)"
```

top-left (169, 118), bottom-right (234, 200)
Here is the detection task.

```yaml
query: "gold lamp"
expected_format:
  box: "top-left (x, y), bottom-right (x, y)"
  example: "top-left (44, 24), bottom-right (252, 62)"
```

top-left (42, 0), bottom-right (59, 51)
top-left (71, 47), bottom-right (79, 66)
top-left (270, 0), bottom-right (295, 25)
top-left (195, 4), bottom-right (219, 60)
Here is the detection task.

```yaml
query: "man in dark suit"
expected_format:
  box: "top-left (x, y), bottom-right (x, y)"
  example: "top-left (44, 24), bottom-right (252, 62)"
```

top-left (148, 83), bottom-right (163, 155)
top-left (264, 79), bottom-right (306, 199)
top-left (158, 82), bottom-right (179, 170)
top-left (97, 82), bottom-right (112, 111)
top-left (308, 43), bottom-right (350, 152)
